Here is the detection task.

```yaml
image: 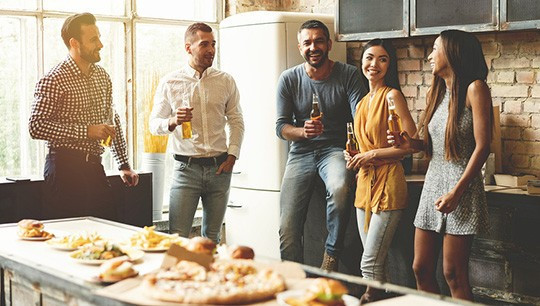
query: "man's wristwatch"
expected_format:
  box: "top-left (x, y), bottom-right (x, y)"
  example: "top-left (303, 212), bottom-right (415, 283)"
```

top-left (118, 163), bottom-right (131, 171)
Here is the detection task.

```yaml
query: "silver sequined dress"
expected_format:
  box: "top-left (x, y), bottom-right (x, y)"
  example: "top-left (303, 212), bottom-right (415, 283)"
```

top-left (414, 92), bottom-right (489, 235)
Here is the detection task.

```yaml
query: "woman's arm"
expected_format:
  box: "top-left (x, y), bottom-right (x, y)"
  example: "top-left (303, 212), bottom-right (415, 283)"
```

top-left (435, 80), bottom-right (492, 213)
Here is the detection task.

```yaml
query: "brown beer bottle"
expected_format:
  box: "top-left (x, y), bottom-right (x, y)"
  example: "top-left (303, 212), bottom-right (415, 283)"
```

top-left (310, 94), bottom-right (322, 120)
top-left (387, 97), bottom-right (403, 133)
top-left (387, 96), bottom-right (403, 146)
top-left (345, 122), bottom-right (359, 156)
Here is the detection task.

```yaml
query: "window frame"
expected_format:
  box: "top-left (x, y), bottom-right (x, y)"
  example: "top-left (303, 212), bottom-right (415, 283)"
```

top-left (0, 0), bottom-right (224, 173)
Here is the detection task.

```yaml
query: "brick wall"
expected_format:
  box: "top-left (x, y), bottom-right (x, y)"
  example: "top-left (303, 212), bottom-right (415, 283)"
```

top-left (225, 0), bottom-right (540, 176)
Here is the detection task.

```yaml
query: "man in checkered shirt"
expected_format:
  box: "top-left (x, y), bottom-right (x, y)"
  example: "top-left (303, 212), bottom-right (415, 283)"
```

top-left (29, 13), bottom-right (139, 220)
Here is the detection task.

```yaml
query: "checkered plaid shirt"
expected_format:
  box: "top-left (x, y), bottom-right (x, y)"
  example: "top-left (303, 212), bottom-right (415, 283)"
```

top-left (29, 56), bottom-right (129, 168)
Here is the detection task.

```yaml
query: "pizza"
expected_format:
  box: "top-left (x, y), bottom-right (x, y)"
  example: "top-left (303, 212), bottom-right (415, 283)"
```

top-left (142, 259), bottom-right (287, 304)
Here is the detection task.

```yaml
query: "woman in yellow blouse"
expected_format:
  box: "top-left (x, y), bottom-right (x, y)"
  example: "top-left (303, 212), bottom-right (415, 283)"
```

top-left (345, 39), bottom-right (416, 303)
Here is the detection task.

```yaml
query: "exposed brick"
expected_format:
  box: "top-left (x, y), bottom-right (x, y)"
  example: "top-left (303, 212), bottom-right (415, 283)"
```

top-left (492, 57), bottom-right (531, 69)
top-left (415, 97), bottom-right (426, 110)
top-left (520, 41), bottom-right (540, 55)
top-left (500, 114), bottom-right (530, 127)
top-left (398, 73), bottom-right (406, 86)
top-left (347, 42), bottom-right (361, 48)
top-left (503, 100), bottom-right (522, 113)
top-left (407, 97), bottom-right (415, 110)
top-left (533, 58), bottom-right (540, 69)
top-left (407, 72), bottom-right (423, 85)
top-left (504, 140), bottom-right (526, 154)
top-left (477, 33), bottom-right (495, 43)
top-left (398, 60), bottom-right (421, 71)
top-left (532, 85), bottom-right (540, 98)
top-left (422, 60), bottom-right (432, 72)
top-left (401, 85), bottom-right (417, 98)
top-left (491, 85), bottom-right (529, 98)
top-left (516, 71), bottom-right (535, 84)
top-left (350, 48), bottom-right (362, 61)
top-left (424, 74), bottom-right (434, 85)
top-left (523, 100), bottom-right (540, 113)
top-left (481, 42), bottom-right (499, 55)
top-left (497, 71), bottom-right (515, 83)
top-left (485, 55), bottom-right (495, 70)
top-left (532, 115), bottom-right (540, 128)
top-left (396, 48), bottom-right (408, 59)
top-left (500, 43), bottom-right (519, 55)
top-left (511, 154), bottom-right (530, 168)
top-left (487, 72), bottom-right (496, 84)
top-left (408, 46), bottom-right (424, 59)
top-left (523, 128), bottom-right (540, 141)
top-left (532, 156), bottom-right (540, 170)
top-left (524, 141), bottom-right (540, 154)
top-left (501, 126), bottom-right (522, 140)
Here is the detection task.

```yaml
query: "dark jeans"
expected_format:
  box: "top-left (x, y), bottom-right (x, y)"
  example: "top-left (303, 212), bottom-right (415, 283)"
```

top-left (42, 152), bottom-right (116, 220)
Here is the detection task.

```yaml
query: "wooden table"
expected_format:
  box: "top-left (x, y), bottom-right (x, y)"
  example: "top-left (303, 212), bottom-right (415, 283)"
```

top-left (0, 217), bottom-right (474, 306)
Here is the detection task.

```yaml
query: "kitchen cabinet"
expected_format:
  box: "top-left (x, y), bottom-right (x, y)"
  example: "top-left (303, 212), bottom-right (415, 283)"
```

top-left (336, 0), bottom-right (539, 41)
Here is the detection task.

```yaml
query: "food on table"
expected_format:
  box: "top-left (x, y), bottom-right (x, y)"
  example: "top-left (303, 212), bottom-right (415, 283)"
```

top-left (142, 259), bottom-right (286, 304)
top-left (285, 278), bottom-right (348, 306)
top-left (70, 242), bottom-right (129, 261)
top-left (128, 226), bottom-right (187, 250)
top-left (47, 232), bottom-right (103, 249)
top-left (17, 219), bottom-right (54, 239)
top-left (185, 236), bottom-right (216, 255)
top-left (98, 256), bottom-right (138, 282)
top-left (217, 244), bottom-right (255, 260)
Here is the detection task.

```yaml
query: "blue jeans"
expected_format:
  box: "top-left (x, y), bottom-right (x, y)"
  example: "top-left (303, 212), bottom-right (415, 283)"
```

top-left (169, 159), bottom-right (232, 243)
top-left (279, 146), bottom-right (354, 263)
top-left (356, 208), bottom-right (403, 281)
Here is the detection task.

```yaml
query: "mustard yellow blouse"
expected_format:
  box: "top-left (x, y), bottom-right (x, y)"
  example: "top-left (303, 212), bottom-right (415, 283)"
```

top-left (354, 86), bottom-right (407, 231)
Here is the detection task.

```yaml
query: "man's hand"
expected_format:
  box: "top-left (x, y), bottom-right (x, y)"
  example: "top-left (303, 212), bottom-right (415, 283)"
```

top-left (216, 155), bottom-right (236, 175)
top-left (88, 124), bottom-right (115, 140)
top-left (120, 169), bottom-right (139, 187)
top-left (175, 107), bottom-right (193, 125)
top-left (303, 119), bottom-right (324, 139)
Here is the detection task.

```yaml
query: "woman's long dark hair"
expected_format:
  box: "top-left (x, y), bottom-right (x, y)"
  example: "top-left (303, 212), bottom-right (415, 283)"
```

top-left (422, 30), bottom-right (491, 160)
top-left (359, 38), bottom-right (401, 92)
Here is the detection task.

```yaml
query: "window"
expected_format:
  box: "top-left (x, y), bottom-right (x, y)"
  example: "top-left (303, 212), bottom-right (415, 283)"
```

top-left (0, 0), bottom-right (222, 214)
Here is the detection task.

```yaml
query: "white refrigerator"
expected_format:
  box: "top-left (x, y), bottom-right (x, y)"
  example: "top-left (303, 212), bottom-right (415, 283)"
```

top-left (220, 11), bottom-right (346, 260)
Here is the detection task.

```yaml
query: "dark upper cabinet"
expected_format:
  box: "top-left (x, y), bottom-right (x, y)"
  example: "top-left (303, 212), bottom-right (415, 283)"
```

top-left (501, 0), bottom-right (540, 30)
top-left (336, 0), bottom-right (538, 41)
top-left (411, 0), bottom-right (498, 35)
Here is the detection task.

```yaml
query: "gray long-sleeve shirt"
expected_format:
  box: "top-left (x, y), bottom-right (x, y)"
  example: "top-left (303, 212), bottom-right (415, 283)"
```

top-left (276, 61), bottom-right (366, 153)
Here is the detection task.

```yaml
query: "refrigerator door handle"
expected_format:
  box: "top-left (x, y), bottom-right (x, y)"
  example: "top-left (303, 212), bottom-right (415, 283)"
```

top-left (232, 171), bottom-right (241, 174)
top-left (227, 201), bottom-right (243, 209)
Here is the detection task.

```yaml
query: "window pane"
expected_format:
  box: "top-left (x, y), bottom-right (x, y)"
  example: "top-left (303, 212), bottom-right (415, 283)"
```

top-left (0, 0), bottom-right (37, 11)
top-left (43, 18), bottom-right (126, 171)
top-left (43, 0), bottom-right (125, 16)
top-left (136, 0), bottom-right (217, 22)
top-left (0, 16), bottom-right (40, 177)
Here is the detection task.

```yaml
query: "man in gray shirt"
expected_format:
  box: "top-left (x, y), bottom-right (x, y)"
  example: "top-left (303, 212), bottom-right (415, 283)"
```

top-left (276, 20), bottom-right (366, 271)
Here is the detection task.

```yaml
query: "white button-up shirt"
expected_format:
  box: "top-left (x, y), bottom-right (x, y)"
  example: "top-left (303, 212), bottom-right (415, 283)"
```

top-left (149, 64), bottom-right (244, 158)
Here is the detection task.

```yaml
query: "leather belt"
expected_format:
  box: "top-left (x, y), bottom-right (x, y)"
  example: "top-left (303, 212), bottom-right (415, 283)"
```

top-left (173, 153), bottom-right (228, 166)
top-left (49, 148), bottom-right (102, 164)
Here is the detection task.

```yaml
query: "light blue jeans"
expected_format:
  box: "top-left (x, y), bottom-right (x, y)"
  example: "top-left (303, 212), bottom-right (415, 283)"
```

top-left (169, 159), bottom-right (232, 243)
top-left (356, 208), bottom-right (403, 281)
top-left (279, 146), bottom-right (354, 263)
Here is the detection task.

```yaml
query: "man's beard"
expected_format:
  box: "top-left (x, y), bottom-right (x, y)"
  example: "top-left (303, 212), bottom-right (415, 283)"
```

top-left (80, 47), bottom-right (101, 63)
top-left (303, 50), bottom-right (328, 68)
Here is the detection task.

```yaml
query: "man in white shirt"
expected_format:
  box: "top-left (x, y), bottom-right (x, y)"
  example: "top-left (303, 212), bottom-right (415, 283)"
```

top-left (149, 23), bottom-right (244, 243)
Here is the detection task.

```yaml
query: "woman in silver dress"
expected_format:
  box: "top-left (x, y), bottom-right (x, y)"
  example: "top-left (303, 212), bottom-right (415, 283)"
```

top-left (389, 30), bottom-right (492, 300)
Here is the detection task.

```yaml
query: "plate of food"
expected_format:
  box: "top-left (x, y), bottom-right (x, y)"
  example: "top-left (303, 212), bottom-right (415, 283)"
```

top-left (69, 242), bottom-right (144, 265)
top-left (276, 278), bottom-right (359, 306)
top-left (17, 219), bottom-right (54, 241)
top-left (128, 226), bottom-right (188, 252)
top-left (47, 232), bottom-right (104, 251)
top-left (90, 256), bottom-right (139, 284)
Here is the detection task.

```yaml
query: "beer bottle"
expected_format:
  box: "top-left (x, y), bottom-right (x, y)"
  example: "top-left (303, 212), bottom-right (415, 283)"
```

top-left (310, 94), bottom-right (322, 120)
top-left (101, 107), bottom-right (113, 147)
top-left (345, 122), bottom-right (359, 156)
top-left (387, 96), bottom-right (403, 146)
top-left (181, 95), bottom-right (192, 139)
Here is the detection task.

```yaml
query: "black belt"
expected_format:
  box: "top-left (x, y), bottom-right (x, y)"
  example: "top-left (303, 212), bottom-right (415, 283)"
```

top-left (49, 148), bottom-right (102, 164)
top-left (173, 153), bottom-right (228, 166)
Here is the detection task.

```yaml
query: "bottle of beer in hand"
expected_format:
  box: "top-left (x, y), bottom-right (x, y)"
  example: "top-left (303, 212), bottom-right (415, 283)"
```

top-left (181, 95), bottom-right (192, 139)
top-left (310, 94), bottom-right (322, 120)
top-left (345, 122), bottom-right (359, 156)
top-left (387, 96), bottom-right (403, 145)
